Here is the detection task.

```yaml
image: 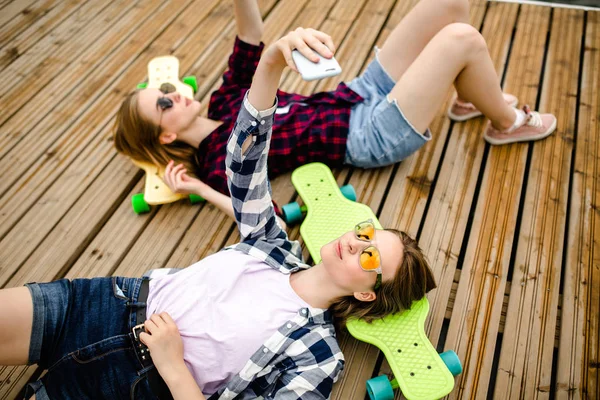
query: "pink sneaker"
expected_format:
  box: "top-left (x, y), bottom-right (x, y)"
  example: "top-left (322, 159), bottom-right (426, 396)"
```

top-left (448, 93), bottom-right (518, 121)
top-left (483, 105), bottom-right (557, 145)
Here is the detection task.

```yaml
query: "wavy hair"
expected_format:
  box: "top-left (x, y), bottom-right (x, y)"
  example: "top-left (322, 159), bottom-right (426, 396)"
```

top-left (330, 229), bottom-right (436, 329)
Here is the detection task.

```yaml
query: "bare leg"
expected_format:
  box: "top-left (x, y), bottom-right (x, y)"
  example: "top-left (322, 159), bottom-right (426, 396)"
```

top-left (0, 287), bottom-right (33, 365)
top-left (388, 23), bottom-right (516, 134)
top-left (377, 0), bottom-right (470, 82)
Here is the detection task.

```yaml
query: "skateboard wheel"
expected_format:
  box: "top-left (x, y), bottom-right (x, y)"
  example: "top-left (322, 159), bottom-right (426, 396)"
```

top-left (282, 202), bottom-right (303, 224)
top-left (366, 375), bottom-right (394, 400)
top-left (189, 194), bottom-right (205, 204)
top-left (132, 193), bottom-right (150, 214)
top-left (136, 82), bottom-right (148, 89)
top-left (183, 76), bottom-right (198, 93)
top-left (340, 184), bottom-right (356, 201)
top-left (440, 350), bottom-right (462, 376)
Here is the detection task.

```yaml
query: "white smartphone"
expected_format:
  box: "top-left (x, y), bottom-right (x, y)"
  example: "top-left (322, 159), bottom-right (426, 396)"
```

top-left (291, 49), bottom-right (342, 81)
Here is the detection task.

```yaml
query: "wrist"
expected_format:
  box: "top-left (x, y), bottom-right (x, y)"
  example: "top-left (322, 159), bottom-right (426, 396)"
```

top-left (161, 361), bottom-right (190, 385)
top-left (261, 46), bottom-right (287, 70)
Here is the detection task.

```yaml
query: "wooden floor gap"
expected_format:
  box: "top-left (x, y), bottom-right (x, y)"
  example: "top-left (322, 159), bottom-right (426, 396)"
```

top-left (487, 331), bottom-right (504, 399)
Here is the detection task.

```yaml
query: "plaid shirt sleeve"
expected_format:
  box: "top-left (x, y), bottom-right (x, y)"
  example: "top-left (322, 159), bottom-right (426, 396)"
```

top-left (271, 351), bottom-right (344, 399)
top-left (222, 36), bottom-right (264, 88)
top-left (226, 92), bottom-right (288, 242)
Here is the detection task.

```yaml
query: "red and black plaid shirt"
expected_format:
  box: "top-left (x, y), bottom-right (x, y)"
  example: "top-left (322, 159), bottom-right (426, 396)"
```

top-left (195, 37), bottom-right (364, 195)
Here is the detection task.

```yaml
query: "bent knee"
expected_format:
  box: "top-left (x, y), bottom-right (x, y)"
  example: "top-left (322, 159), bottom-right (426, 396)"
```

top-left (436, 23), bottom-right (487, 53)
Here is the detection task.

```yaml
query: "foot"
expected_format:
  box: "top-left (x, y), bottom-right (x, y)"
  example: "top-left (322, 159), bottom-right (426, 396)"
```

top-left (483, 105), bottom-right (557, 145)
top-left (448, 93), bottom-right (518, 121)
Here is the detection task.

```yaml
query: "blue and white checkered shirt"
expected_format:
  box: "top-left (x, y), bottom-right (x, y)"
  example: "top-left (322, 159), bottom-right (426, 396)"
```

top-left (147, 93), bottom-right (344, 399)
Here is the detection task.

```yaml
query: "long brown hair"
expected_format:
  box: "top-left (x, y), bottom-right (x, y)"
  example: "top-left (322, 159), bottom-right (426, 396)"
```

top-left (113, 90), bottom-right (196, 174)
top-left (330, 229), bottom-right (436, 329)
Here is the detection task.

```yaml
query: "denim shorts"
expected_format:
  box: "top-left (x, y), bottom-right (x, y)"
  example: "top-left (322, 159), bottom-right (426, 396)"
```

top-left (344, 48), bottom-right (431, 168)
top-left (23, 277), bottom-right (158, 399)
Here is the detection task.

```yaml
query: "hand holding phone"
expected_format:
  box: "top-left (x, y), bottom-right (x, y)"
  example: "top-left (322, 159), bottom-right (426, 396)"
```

top-left (292, 49), bottom-right (342, 81)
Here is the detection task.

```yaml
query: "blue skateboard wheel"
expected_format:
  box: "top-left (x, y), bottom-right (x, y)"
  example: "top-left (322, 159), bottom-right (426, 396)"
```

top-left (282, 201), bottom-right (303, 224)
top-left (440, 350), bottom-right (462, 376)
top-left (366, 375), bottom-right (394, 400)
top-left (132, 193), bottom-right (150, 214)
top-left (340, 184), bottom-right (356, 201)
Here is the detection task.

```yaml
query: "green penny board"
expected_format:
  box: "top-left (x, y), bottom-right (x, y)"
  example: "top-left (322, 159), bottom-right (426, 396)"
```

top-left (291, 162), bottom-right (381, 264)
top-left (347, 298), bottom-right (455, 400)
top-left (291, 162), bottom-right (455, 400)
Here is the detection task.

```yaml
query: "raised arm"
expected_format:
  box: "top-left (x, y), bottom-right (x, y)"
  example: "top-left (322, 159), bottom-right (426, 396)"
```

top-left (226, 28), bottom-right (336, 242)
top-left (234, 0), bottom-right (264, 45)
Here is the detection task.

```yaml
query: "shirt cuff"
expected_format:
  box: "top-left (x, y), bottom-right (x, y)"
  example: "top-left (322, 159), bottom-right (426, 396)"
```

top-left (243, 91), bottom-right (278, 119)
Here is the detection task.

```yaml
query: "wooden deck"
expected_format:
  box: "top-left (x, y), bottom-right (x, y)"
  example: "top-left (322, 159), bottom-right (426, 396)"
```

top-left (0, 0), bottom-right (598, 398)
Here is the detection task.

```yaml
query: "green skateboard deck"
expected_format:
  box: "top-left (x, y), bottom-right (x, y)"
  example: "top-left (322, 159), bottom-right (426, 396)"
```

top-left (289, 162), bottom-right (459, 400)
top-left (347, 298), bottom-right (456, 400)
top-left (291, 162), bottom-right (381, 263)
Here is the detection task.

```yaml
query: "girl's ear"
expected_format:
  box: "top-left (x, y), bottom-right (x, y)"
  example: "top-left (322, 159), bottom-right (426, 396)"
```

top-left (353, 291), bottom-right (376, 302)
top-left (159, 131), bottom-right (177, 144)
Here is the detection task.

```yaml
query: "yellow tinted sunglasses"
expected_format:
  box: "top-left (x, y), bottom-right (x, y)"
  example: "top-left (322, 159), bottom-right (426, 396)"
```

top-left (355, 220), bottom-right (382, 290)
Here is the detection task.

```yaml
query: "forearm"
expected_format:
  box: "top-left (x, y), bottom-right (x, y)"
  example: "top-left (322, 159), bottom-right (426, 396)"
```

top-left (164, 365), bottom-right (206, 400)
top-left (196, 184), bottom-right (235, 220)
top-left (234, 0), bottom-right (263, 45)
top-left (226, 93), bottom-right (279, 241)
top-left (247, 60), bottom-right (285, 110)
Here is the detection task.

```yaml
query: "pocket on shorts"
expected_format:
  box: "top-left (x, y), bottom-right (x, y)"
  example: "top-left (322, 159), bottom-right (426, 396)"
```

top-left (131, 375), bottom-right (157, 399)
top-left (69, 336), bottom-right (131, 365)
top-left (112, 276), bottom-right (131, 300)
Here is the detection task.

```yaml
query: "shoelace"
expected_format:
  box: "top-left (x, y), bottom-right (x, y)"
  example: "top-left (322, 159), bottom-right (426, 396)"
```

top-left (523, 105), bottom-right (543, 128)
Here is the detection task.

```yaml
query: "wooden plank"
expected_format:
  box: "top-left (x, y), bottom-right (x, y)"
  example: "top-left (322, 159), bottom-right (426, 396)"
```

top-left (494, 8), bottom-right (584, 400)
top-left (0, 0), bottom-right (86, 64)
top-left (0, 0), bottom-right (38, 30)
top-left (0, 0), bottom-right (158, 157)
top-left (0, 0), bottom-right (127, 93)
top-left (0, 364), bottom-right (38, 400)
top-left (556, 9), bottom-right (600, 400)
top-left (0, 0), bottom-right (204, 285)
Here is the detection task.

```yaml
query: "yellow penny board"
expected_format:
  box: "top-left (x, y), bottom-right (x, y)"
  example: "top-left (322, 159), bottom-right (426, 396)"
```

top-left (291, 162), bottom-right (456, 400)
top-left (131, 159), bottom-right (187, 205)
top-left (133, 56), bottom-right (195, 207)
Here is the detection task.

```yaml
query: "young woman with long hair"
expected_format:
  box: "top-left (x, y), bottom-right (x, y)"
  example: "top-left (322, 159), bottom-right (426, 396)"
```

top-left (113, 0), bottom-right (556, 220)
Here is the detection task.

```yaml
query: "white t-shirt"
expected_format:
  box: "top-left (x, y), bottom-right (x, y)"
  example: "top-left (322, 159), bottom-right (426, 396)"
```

top-left (146, 249), bottom-right (310, 395)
